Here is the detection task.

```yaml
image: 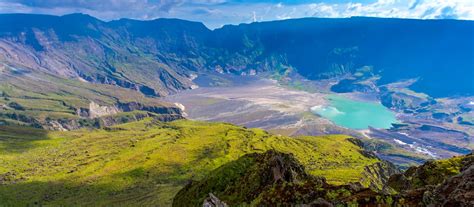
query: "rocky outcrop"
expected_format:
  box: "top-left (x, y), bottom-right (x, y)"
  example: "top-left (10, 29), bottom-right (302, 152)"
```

top-left (77, 101), bottom-right (182, 119)
top-left (257, 150), bottom-right (311, 183)
top-left (387, 158), bottom-right (464, 192)
top-left (173, 150), bottom-right (314, 207)
top-left (386, 153), bottom-right (473, 206)
top-left (426, 163), bottom-right (474, 206)
top-left (117, 102), bottom-right (182, 115)
top-left (379, 88), bottom-right (434, 112)
top-left (331, 78), bottom-right (377, 93)
top-left (174, 149), bottom-right (474, 206)
top-left (0, 97), bottom-right (183, 130)
top-left (361, 161), bottom-right (400, 192)
top-left (0, 112), bottom-right (42, 128)
top-left (87, 101), bottom-right (120, 118)
top-left (173, 150), bottom-right (402, 207)
top-left (347, 139), bottom-right (401, 191)
top-left (202, 193), bottom-right (228, 207)
top-left (43, 110), bottom-right (182, 131)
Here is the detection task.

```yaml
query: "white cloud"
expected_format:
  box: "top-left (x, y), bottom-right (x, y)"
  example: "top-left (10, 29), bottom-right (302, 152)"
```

top-left (304, 0), bottom-right (474, 20)
top-left (0, 0), bottom-right (473, 29)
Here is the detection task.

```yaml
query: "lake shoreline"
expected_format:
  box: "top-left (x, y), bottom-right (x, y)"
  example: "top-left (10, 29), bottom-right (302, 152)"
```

top-left (310, 94), bottom-right (398, 130)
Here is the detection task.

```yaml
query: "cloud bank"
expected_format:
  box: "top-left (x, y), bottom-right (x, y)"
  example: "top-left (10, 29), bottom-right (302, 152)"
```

top-left (0, 0), bottom-right (473, 28)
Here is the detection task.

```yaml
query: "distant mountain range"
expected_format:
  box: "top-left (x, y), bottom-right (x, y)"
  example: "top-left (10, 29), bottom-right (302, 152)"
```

top-left (1, 13), bottom-right (473, 98)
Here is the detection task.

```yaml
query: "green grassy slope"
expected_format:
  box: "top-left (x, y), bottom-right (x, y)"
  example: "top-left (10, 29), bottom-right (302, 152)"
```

top-left (0, 118), bottom-right (382, 206)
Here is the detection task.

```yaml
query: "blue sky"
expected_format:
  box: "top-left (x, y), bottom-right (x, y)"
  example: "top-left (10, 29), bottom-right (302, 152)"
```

top-left (0, 0), bottom-right (473, 28)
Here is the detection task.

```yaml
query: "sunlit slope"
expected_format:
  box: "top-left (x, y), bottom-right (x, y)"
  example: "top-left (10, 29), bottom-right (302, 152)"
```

top-left (0, 118), bottom-right (381, 206)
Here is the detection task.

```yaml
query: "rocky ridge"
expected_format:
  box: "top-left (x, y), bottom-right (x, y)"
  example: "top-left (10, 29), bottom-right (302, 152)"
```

top-left (1, 14), bottom-right (473, 98)
top-left (173, 150), bottom-right (474, 206)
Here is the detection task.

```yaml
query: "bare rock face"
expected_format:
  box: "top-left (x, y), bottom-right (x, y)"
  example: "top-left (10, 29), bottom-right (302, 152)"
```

top-left (202, 193), bottom-right (228, 207)
top-left (361, 160), bottom-right (401, 192)
top-left (0, 14), bottom-right (201, 97)
top-left (264, 150), bottom-right (310, 183)
top-left (426, 153), bottom-right (474, 206)
top-left (45, 120), bottom-right (68, 131)
top-left (349, 138), bottom-right (401, 191)
top-left (0, 104), bottom-right (10, 110)
top-left (386, 153), bottom-right (474, 206)
top-left (88, 101), bottom-right (120, 118)
top-left (428, 166), bottom-right (474, 206)
top-left (117, 102), bottom-right (182, 115)
top-left (172, 150), bottom-right (313, 207)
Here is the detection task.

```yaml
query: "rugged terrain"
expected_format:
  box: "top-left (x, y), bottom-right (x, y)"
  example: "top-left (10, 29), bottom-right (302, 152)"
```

top-left (0, 118), bottom-right (393, 205)
top-left (1, 14), bottom-right (473, 99)
top-left (0, 64), bottom-right (183, 130)
top-left (174, 150), bottom-right (473, 206)
top-left (1, 14), bottom-right (472, 153)
top-left (0, 13), bottom-right (473, 206)
top-left (164, 74), bottom-right (473, 166)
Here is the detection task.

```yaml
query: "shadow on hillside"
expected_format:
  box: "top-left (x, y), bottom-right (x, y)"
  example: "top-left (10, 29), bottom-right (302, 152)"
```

top-left (0, 125), bottom-right (51, 153)
top-left (0, 178), bottom-right (182, 206)
top-left (0, 180), bottom-right (113, 205)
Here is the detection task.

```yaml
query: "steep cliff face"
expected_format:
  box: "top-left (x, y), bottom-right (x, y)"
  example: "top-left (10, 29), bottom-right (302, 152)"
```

top-left (173, 150), bottom-right (313, 206)
top-left (0, 68), bottom-right (183, 130)
top-left (387, 153), bottom-right (474, 206)
top-left (1, 14), bottom-right (473, 98)
top-left (87, 101), bottom-right (120, 118)
top-left (361, 161), bottom-right (400, 192)
top-left (0, 14), bottom-right (206, 96)
top-left (427, 154), bottom-right (474, 206)
top-left (42, 110), bottom-right (182, 131)
top-left (76, 101), bottom-right (183, 120)
top-left (212, 18), bottom-right (474, 97)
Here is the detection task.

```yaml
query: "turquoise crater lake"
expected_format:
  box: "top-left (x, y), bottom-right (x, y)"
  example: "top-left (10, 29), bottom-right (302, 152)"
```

top-left (311, 95), bottom-right (397, 129)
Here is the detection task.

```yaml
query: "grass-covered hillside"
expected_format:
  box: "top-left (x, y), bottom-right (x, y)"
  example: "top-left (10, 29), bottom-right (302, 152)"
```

top-left (0, 118), bottom-right (386, 206)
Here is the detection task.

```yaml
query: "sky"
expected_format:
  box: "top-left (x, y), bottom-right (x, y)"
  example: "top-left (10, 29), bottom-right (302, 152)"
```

top-left (0, 0), bottom-right (473, 29)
